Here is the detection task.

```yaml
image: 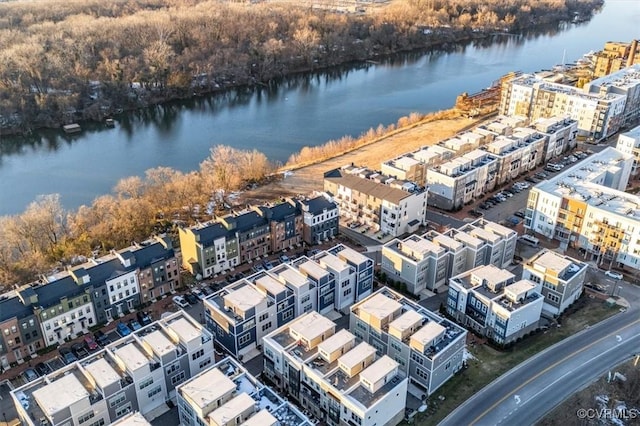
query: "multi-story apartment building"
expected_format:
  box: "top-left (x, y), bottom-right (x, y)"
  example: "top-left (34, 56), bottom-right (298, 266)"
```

top-left (204, 277), bottom-right (293, 360)
top-left (111, 412), bottom-right (152, 425)
top-left (500, 72), bottom-right (628, 141)
top-left (525, 146), bottom-right (640, 267)
top-left (426, 149), bottom-right (499, 210)
top-left (350, 288), bottom-right (467, 399)
top-left (381, 145), bottom-right (455, 186)
top-left (297, 194), bottom-right (339, 245)
top-left (592, 40), bottom-right (640, 78)
top-left (457, 219), bottom-right (517, 269)
top-left (177, 356), bottom-right (312, 426)
top-left (326, 244), bottom-right (374, 302)
top-left (256, 202), bottom-right (303, 253)
top-left (324, 166), bottom-right (428, 237)
top-left (522, 250), bottom-right (588, 316)
top-left (532, 116), bottom-right (579, 162)
top-left (381, 234), bottom-right (449, 295)
top-left (11, 311), bottom-right (213, 426)
top-left (263, 312), bottom-right (408, 426)
top-left (482, 128), bottom-right (547, 185)
top-left (0, 296), bottom-right (45, 370)
top-left (179, 222), bottom-right (240, 278)
top-left (423, 230), bottom-right (468, 279)
top-left (616, 125), bottom-right (640, 176)
top-left (447, 265), bottom-right (544, 344)
top-left (584, 64), bottom-right (640, 126)
top-left (180, 200), bottom-right (308, 278)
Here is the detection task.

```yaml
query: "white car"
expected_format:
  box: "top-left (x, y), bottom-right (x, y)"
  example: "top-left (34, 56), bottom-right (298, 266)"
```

top-left (604, 270), bottom-right (623, 280)
top-left (173, 295), bottom-right (190, 308)
top-left (192, 289), bottom-right (205, 300)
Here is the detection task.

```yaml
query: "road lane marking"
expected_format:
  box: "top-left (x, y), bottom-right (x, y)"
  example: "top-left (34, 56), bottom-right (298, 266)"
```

top-left (470, 317), bottom-right (640, 425)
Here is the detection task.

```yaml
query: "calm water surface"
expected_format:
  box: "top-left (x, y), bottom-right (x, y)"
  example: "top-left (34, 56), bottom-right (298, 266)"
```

top-left (0, 0), bottom-right (639, 215)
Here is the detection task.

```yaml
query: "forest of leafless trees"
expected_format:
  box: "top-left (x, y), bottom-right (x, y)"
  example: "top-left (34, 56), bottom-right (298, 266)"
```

top-left (0, 0), bottom-right (602, 132)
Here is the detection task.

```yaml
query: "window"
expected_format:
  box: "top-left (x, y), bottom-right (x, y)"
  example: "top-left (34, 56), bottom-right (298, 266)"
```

top-left (88, 420), bottom-right (105, 426)
top-left (115, 403), bottom-right (132, 418)
top-left (139, 377), bottom-right (154, 389)
top-left (261, 322), bottom-right (272, 331)
top-left (147, 386), bottom-right (162, 398)
top-left (410, 352), bottom-right (424, 365)
top-left (282, 309), bottom-right (294, 321)
top-left (416, 367), bottom-right (429, 381)
top-left (238, 333), bottom-right (252, 346)
top-left (78, 412), bottom-right (95, 424)
top-left (199, 358), bottom-right (212, 369)
top-left (109, 393), bottom-right (126, 407)
top-left (191, 349), bottom-right (205, 360)
top-left (171, 371), bottom-right (186, 385)
top-left (166, 363), bottom-right (180, 375)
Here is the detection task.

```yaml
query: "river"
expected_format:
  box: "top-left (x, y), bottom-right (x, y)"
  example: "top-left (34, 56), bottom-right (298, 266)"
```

top-left (0, 0), bottom-right (638, 216)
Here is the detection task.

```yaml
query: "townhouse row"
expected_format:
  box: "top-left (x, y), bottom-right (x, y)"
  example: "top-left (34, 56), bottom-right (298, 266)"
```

top-left (262, 287), bottom-right (466, 426)
top-left (447, 248), bottom-right (586, 344)
top-left (381, 218), bottom-right (517, 295)
top-left (500, 63), bottom-right (640, 142)
top-left (381, 114), bottom-right (578, 210)
top-left (203, 244), bottom-right (374, 360)
top-left (179, 195), bottom-right (339, 278)
top-left (323, 165), bottom-right (428, 237)
top-left (11, 311), bottom-right (214, 426)
top-left (525, 141), bottom-right (640, 269)
top-left (0, 236), bottom-right (178, 369)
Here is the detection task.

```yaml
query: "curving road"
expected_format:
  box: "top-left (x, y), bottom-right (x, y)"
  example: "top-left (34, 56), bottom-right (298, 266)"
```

top-left (440, 281), bottom-right (640, 426)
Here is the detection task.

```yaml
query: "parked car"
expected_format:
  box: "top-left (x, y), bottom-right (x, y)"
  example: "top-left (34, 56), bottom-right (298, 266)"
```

top-left (137, 311), bottom-right (153, 326)
top-left (510, 186), bottom-right (522, 193)
top-left (479, 203), bottom-right (490, 210)
top-left (604, 270), bottom-right (624, 280)
top-left (279, 254), bottom-right (290, 264)
top-left (469, 209), bottom-right (483, 217)
top-left (59, 347), bottom-right (78, 364)
top-left (94, 330), bottom-right (110, 346)
top-left (173, 295), bottom-right (190, 308)
top-left (128, 319), bottom-right (142, 331)
top-left (535, 172), bottom-right (548, 179)
top-left (184, 293), bottom-right (199, 305)
top-left (586, 283), bottom-right (607, 292)
top-left (200, 286), bottom-right (212, 297)
top-left (525, 176), bottom-right (538, 184)
top-left (34, 362), bottom-right (51, 376)
top-left (72, 342), bottom-right (88, 358)
top-left (514, 210), bottom-right (526, 219)
top-left (116, 322), bottom-right (132, 337)
top-left (83, 335), bottom-right (99, 351)
top-left (23, 368), bottom-right (38, 382)
top-left (192, 288), bottom-right (205, 300)
top-left (252, 263), bottom-right (265, 273)
top-left (263, 260), bottom-right (274, 270)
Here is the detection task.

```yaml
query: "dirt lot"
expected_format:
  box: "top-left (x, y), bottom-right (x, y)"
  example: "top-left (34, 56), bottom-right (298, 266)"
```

top-left (234, 115), bottom-right (480, 206)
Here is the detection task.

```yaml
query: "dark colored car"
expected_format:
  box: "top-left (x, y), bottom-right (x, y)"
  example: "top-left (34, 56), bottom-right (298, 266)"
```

top-left (59, 347), bottom-right (78, 365)
top-left (469, 209), bottom-right (483, 217)
top-left (23, 368), bottom-right (38, 382)
top-left (514, 211), bottom-right (526, 219)
top-left (94, 330), bottom-right (110, 346)
top-left (35, 362), bottom-right (51, 376)
top-left (184, 293), bottom-right (198, 305)
top-left (72, 342), bottom-right (88, 358)
top-left (137, 311), bottom-right (153, 326)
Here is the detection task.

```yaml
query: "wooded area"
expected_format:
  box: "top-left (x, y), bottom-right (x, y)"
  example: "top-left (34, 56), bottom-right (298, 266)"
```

top-left (0, 145), bottom-right (273, 287)
top-left (0, 0), bottom-right (602, 132)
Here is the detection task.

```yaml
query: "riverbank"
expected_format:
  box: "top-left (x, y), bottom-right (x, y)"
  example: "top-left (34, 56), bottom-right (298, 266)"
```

top-left (234, 111), bottom-right (481, 206)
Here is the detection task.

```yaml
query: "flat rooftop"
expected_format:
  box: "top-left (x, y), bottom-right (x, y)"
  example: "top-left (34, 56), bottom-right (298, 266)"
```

top-left (333, 246), bottom-right (369, 265)
top-left (225, 284), bottom-right (266, 310)
top-left (339, 342), bottom-right (376, 371)
top-left (143, 329), bottom-right (176, 357)
top-left (33, 373), bottom-right (88, 416)
top-left (180, 367), bottom-right (236, 410)
top-left (411, 322), bottom-right (446, 346)
top-left (357, 292), bottom-right (402, 321)
top-left (208, 392), bottom-right (255, 426)
top-left (276, 267), bottom-right (309, 289)
top-left (111, 412), bottom-right (152, 426)
top-left (317, 252), bottom-right (350, 273)
top-left (359, 355), bottom-right (397, 386)
top-left (430, 232), bottom-right (463, 251)
top-left (243, 409), bottom-right (278, 426)
top-left (83, 357), bottom-right (121, 389)
top-left (298, 259), bottom-right (329, 279)
top-left (255, 274), bottom-right (287, 295)
top-left (317, 329), bottom-right (354, 356)
top-left (289, 312), bottom-right (335, 343)
top-left (388, 310), bottom-right (423, 334)
top-left (114, 343), bottom-right (149, 371)
top-left (505, 280), bottom-right (537, 295)
top-left (529, 250), bottom-right (574, 274)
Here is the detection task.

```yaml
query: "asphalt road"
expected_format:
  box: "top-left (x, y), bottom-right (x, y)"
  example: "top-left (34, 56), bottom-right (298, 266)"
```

top-left (440, 299), bottom-right (640, 426)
